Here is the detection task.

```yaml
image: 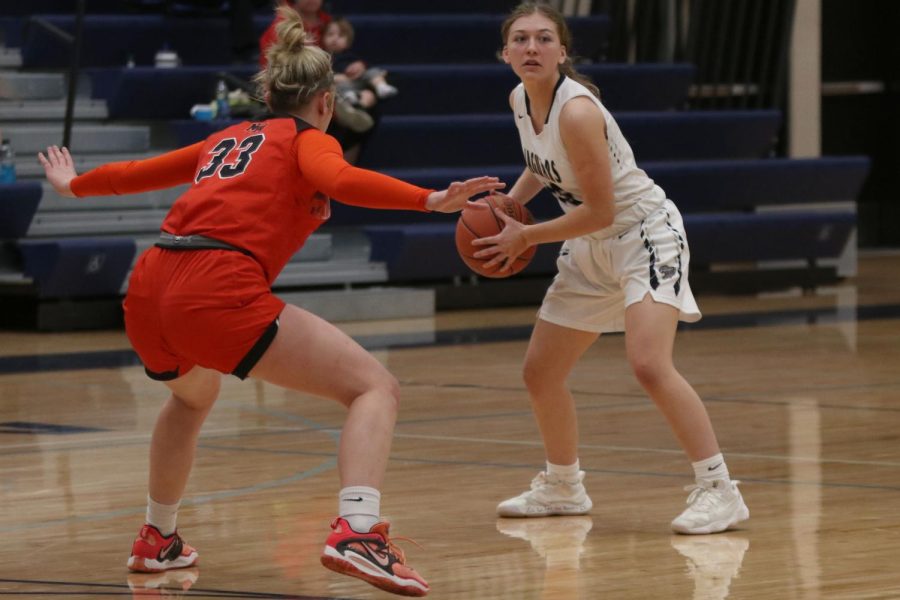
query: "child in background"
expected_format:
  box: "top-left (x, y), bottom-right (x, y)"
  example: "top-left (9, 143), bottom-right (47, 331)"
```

top-left (322, 17), bottom-right (399, 109)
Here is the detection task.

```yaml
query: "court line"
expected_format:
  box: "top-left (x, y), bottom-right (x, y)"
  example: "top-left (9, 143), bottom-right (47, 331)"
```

top-left (2, 415), bottom-right (898, 470)
top-left (388, 432), bottom-right (900, 469)
top-left (0, 577), bottom-right (347, 599)
top-left (150, 441), bottom-right (900, 493)
top-left (2, 302), bottom-right (900, 376)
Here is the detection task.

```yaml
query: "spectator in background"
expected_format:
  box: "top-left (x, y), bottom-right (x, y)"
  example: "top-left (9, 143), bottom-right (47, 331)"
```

top-left (259, 0), bottom-right (332, 65)
top-left (321, 16), bottom-right (399, 164)
top-left (323, 17), bottom-right (399, 107)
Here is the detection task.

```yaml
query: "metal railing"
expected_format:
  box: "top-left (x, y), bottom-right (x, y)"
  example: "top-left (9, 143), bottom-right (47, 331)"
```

top-left (592, 0), bottom-right (797, 111)
top-left (26, 0), bottom-right (86, 149)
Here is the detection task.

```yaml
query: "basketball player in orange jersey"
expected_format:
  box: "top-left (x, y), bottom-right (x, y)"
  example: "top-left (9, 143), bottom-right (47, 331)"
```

top-left (471, 2), bottom-right (748, 534)
top-left (38, 7), bottom-right (502, 597)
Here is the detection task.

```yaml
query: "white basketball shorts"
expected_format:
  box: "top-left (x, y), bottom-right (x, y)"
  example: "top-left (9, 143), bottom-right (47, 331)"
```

top-left (538, 199), bottom-right (702, 333)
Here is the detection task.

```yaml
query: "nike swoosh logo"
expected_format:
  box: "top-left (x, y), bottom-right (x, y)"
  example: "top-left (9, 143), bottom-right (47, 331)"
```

top-left (157, 538), bottom-right (181, 562)
top-left (362, 542), bottom-right (392, 568)
top-left (345, 497), bottom-right (364, 502)
top-left (517, 114), bottom-right (525, 119)
top-left (708, 463), bottom-right (723, 471)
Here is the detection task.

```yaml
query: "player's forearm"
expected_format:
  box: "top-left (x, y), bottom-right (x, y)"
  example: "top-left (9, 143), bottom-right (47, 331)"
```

top-left (508, 169), bottom-right (544, 205)
top-left (71, 143), bottom-right (202, 197)
top-left (522, 201), bottom-right (614, 246)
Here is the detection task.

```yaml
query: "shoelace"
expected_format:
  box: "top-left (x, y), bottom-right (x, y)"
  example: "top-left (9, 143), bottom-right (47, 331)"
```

top-left (382, 533), bottom-right (423, 566)
top-left (682, 480), bottom-right (741, 510)
top-left (530, 471), bottom-right (549, 490)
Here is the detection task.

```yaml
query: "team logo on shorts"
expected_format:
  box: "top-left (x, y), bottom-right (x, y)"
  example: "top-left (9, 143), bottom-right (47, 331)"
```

top-left (659, 265), bottom-right (677, 280)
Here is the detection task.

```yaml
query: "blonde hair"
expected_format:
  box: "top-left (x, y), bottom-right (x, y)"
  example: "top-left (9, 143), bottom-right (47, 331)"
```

top-left (253, 5), bottom-right (334, 113)
top-left (500, 1), bottom-right (601, 99)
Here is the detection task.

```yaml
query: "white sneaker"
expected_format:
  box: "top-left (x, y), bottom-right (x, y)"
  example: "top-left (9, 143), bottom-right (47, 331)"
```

top-left (671, 479), bottom-right (749, 534)
top-left (497, 471), bottom-right (593, 517)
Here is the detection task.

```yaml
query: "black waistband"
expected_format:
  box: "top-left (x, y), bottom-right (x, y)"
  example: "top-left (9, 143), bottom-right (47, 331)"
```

top-left (155, 232), bottom-right (251, 256)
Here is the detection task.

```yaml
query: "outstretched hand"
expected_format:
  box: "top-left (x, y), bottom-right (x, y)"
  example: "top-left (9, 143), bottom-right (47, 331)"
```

top-left (471, 195), bottom-right (531, 273)
top-left (37, 145), bottom-right (78, 198)
top-left (425, 176), bottom-right (505, 213)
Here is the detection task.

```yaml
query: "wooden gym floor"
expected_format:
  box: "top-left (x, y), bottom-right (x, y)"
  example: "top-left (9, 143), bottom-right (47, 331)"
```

top-left (1, 252), bottom-right (899, 599)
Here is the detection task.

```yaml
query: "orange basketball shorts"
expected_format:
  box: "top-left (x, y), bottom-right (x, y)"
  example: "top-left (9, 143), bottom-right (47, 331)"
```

top-left (123, 247), bottom-right (285, 381)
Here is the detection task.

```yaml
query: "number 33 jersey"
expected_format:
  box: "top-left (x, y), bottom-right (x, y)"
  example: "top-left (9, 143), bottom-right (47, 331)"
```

top-left (511, 76), bottom-right (666, 240)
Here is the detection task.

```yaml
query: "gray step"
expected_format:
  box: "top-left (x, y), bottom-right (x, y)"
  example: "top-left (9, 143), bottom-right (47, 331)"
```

top-left (121, 234), bottom-right (342, 293)
top-left (0, 98), bottom-right (108, 121)
top-left (274, 259), bottom-right (388, 287)
top-left (17, 150), bottom-right (156, 179)
top-left (0, 72), bottom-right (63, 100)
top-left (27, 208), bottom-right (168, 237)
top-left (38, 181), bottom-right (185, 211)
top-left (280, 287), bottom-right (435, 322)
top-left (5, 124), bottom-right (150, 154)
top-left (0, 48), bottom-right (23, 69)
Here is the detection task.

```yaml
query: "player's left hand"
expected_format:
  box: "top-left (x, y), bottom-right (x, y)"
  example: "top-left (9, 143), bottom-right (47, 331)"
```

top-left (425, 177), bottom-right (505, 213)
top-left (472, 205), bottom-right (530, 272)
top-left (37, 145), bottom-right (78, 198)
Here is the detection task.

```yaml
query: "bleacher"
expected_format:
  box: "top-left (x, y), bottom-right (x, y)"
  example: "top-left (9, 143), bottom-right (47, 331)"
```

top-left (0, 1), bottom-right (870, 329)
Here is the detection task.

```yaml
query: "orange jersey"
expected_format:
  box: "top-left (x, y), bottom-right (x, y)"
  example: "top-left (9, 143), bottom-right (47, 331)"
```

top-left (72, 117), bottom-right (432, 283)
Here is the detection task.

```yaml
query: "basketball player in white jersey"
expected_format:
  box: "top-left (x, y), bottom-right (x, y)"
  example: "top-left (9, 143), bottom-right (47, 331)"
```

top-left (472, 2), bottom-right (749, 534)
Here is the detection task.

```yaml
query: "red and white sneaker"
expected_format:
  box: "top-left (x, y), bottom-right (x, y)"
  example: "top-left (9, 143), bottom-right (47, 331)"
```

top-left (127, 524), bottom-right (199, 573)
top-left (320, 517), bottom-right (429, 597)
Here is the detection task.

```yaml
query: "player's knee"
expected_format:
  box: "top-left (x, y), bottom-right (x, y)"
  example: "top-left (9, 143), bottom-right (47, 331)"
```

top-left (358, 369), bottom-right (400, 412)
top-left (629, 355), bottom-right (667, 391)
top-left (173, 387), bottom-right (218, 412)
top-left (522, 358), bottom-right (555, 393)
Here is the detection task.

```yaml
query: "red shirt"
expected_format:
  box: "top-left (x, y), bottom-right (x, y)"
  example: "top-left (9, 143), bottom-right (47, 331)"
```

top-left (259, 3), bottom-right (332, 67)
top-left (71, 117), bottom-right (431, 284)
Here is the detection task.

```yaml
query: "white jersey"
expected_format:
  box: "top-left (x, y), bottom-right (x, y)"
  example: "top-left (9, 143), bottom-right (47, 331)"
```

top-left (512, 76), bottom-right (666, 239)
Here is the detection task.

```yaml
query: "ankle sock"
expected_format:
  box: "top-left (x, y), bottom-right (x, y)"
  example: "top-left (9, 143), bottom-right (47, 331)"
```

top-left (547, 459), bottom-right (581, 482)
top-left (340, 486), bottom-right (381, 533)
top-left (146, 495), bottom-right (180, 537)
top-left (692, 453), bottom-right (731, 485)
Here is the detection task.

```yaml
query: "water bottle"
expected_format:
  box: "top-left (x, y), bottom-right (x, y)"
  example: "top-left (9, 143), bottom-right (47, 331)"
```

top-left (0, 139), bottom-right (16, 184)
top-left (215, 79), bottom-right (230, 120)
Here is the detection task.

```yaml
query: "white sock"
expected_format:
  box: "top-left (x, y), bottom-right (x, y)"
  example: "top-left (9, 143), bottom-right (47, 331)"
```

top-left (692, 453), bottom-right (731, 484)
top-left (146, 495), bottom-right (180, 537)
top-left (339, 486), bottom-right (381, 533)
top-left (547, 459), bottom-right (581, 482)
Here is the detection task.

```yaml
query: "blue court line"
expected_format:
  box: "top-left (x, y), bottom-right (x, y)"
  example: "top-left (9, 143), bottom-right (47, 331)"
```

top-left (1, 303), bottom-right (899, 376)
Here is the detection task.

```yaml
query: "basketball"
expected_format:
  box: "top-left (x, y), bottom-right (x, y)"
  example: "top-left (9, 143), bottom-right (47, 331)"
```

top-left (455, 195), bottom-right (536, 278)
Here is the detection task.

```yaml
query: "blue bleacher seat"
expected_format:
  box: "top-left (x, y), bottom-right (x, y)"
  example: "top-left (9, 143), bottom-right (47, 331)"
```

top-left (365, 223), bottom-right (560, 282)
top-left (85, 62), bottom-right (693, 120)
top-left (363, 210), bottom-right (857, 283)
top-left (88, 66), bottom-right (258, 119)
top-left (20, 14), bottom-right (608, 68)
top-left (325, 156), bottom-right (869, 226)
top-left (353, 111), bottom-right (781, 169)
top-left (17, 238), bottom-right (136, 298)
top-left (686, 212), bottom-right (856, 264)
top-left (333, 0), bottom-right (518, 14)
top-left (378, 63), bottom-right (694, 115)
top-left (0, 182), bottom-right (43, 239)
top-left (331, 14), bottom-right (609, 65)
